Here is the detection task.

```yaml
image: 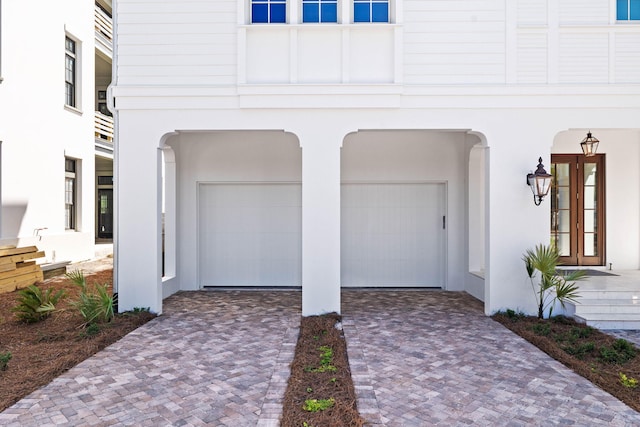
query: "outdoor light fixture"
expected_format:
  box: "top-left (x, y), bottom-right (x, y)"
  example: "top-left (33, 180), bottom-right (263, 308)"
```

top-left (526, 157), bottom-right (553, 206)
top-left (580, 131), bottom-right (599, 157)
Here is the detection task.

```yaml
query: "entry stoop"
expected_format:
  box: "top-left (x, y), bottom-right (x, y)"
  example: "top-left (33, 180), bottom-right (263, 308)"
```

top-left (568, 289), bottom-right (640, 330)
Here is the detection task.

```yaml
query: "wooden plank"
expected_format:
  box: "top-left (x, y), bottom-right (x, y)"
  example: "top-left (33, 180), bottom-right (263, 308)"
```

top-left (0, 245), bottom-right (17, 250)
top-left (0, 281), bottom-right (17, 294)
top-left (0, 270), bottom-right (43, 288)
top-left (0, 263), bottom-right (41, 280)
top-left (15, 271), bottom-right (44, 290)
top-left (0, 246), bottom-right (38, 258)
top-left (16, 261), bottom-right (36, 267)
top-left (0, 251), bottom-right (46, 266)
top-left (0, 263), bottom-right (16, 273)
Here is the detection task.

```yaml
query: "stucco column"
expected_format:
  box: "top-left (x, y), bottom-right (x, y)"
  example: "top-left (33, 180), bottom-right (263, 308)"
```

top-left (114, 115), bottom-right (165, 314)
top-left (298, 129), bottom-right (343, 316)
top-left (483, 124), bottom-right (556, 316)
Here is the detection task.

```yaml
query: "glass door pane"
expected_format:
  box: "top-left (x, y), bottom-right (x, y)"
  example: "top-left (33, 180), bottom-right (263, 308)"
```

top-left (583, 163), bottom-right (598, 257)
top-left (551, 163), bottom-right (571, 256)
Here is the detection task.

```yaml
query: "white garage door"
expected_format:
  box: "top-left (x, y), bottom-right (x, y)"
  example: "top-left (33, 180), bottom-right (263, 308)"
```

top-left (341, 183), bottom-right (446, 287)
top-left (198, 183), bottom-right (302, 287)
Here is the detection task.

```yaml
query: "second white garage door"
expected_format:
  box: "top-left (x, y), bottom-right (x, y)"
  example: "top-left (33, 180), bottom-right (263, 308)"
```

top-left (198, 183), bottom-right (302, 287)
top-left (341, 183), bottom-right (446, 287)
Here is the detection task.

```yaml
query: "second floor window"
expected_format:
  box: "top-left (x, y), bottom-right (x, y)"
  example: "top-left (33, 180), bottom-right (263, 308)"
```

top-left (303, 0), bottom-right (338, 23)
top-left (354, 0), bottom-right (388, 23)
top-left (617, 0), bottom-right (640, 20)
top-left (65, 37), bottom-right (76, 107)
top-left (252, 0), bottom-right (286, 23)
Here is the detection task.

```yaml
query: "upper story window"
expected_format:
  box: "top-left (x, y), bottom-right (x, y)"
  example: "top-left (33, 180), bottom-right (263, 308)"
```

top-left (252, 0), bottom-right (287, 23)
top-left (65, 37), bottom-right (77, 108)
top-left (303, 0), bottom-right (338, 23)
top-left (617, 0), bottom-right (640, 20)
top-left (354, 0), bottom-right (388, 23)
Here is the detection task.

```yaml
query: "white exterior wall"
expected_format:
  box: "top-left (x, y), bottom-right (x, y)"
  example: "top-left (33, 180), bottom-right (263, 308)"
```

top-left (0, 1), bottom-right (95, 262)
top-left (113, 0), bottom-right (640, 316)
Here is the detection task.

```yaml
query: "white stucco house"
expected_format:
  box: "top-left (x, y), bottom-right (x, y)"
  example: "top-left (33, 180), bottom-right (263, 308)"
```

top-left (0, 1), bottom-right (114, 263)
top-left (111, 0), bottom-right (640, 324)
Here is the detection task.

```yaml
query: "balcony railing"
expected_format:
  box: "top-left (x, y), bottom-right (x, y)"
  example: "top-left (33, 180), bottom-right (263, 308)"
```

top-left (95, 4), bottom-right (113, 53)
top-left (95, 111), bottom-right (114, 145)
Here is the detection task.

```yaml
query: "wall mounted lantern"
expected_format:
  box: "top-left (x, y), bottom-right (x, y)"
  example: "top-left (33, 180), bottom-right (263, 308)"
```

top-left (526, 157), bottom-right (553, 206)
top-left (580, 131), bottom-right (599, 157)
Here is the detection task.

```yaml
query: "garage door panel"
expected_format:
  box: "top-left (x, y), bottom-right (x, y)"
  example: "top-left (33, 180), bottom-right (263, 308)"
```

top-left (341, 183), bottom-right (445, 287)
top-left (199, 184), bottom-right (302, 287)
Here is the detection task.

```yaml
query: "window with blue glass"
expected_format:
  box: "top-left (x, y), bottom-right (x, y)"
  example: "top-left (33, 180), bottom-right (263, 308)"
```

top-left (354, 0), bottom-right (388, 23)
top-left (252, 0), bottom-right (286, 23)
top-left (303, 0), bottom-right (337, 23)
top-left (617, 0), bottom-right (640, 20)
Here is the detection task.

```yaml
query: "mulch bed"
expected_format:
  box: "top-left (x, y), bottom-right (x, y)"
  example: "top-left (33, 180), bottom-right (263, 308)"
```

top-left (282, 313), bottom-right (364, 427)
top-left (0, 270), bottom-right (155, 412)
top-left (493, 312), bottom-right (640, 412)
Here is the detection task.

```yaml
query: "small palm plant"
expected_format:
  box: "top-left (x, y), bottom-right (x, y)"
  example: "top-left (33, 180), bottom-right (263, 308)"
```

top-left (12, 285), bottom-right (66, 323)
top-left (523, 244), bottom-right (584, 319)
top-left (66, 270), bottom-right (116, 326)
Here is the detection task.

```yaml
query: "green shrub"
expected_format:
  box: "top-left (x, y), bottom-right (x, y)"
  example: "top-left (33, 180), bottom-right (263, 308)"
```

top-left (12, 285), bottom-right (65, 323)
top-left (303, 398), bottom-right (335, 412)
top-left (532, 323), bottom-right (551, 336)
top-left (66, 270), bottom-right (116, 326)
top-left (0, 352), bottom-right (11, 371)
top-left (619, 372), bottom-right (638, 388)
top-left (570, 326), bottom-right (594, 339)
top-left (563, 342), bottom-right (596, 359)
top-left (83, 323), bottom-right (101, 337)
top-left (600, 339), bottom-right (637, 364)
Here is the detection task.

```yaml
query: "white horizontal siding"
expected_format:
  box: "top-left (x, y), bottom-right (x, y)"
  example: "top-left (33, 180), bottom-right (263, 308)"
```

top-left (403, 0), bottom-right (505, 85)
top-left (558, 33), bottom-right (609, 83)
top-left (615, 33), bottom-right (640, 83)
top-left (117, 0), bottom-right (237, 86)
top-left (516, 33), bottom-right (547, 83)
top-left (558, 0), bottom-right (609, 25)
top-left (517, 0), bottom-right (547, 25)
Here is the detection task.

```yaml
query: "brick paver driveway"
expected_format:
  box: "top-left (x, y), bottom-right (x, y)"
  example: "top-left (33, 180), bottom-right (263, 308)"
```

top-left (0, 291), bottom-right (301, 426)
top-left (343, 290), bottom-right (640, 426)
top-left (2, 289), bottom-right (640, 426)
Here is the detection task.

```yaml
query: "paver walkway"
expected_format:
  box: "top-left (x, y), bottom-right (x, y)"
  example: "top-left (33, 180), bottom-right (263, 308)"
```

top-left (2, 289), bottom-right (640, 426)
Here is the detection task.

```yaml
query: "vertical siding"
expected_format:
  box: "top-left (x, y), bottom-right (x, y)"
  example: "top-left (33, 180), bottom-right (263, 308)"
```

top-left (558, 33), bottom-right (609, 83)
top-left (615, 33), bottom-right (640, 83)
top-left (403, 0), bottom-right (506, 85)
top-left (117, 0), bottom-right (237, 86)
top-left (516, 33), bottom-right (547, 83)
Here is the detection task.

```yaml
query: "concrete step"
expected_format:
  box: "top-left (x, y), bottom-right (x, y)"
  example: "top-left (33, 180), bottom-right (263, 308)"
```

top-left (571, 299), bottom-right (640, 315)
top-left (574, 313), bottom-right (640, 330)
top-left (576, 289), bottom-right (640, 300)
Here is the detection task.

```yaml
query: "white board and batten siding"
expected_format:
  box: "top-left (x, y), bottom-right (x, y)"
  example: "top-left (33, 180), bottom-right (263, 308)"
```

top-left (403, 0), bottom-right (506, 85)
top-left (516, 0), bottom-right (640, 84)
top-left (116, 0), bottom-right (238, 86)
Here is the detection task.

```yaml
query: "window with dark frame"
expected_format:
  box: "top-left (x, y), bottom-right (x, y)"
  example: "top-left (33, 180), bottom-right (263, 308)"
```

top-left (65, 158), bottom-right (77, 230)
top-left (251, 0), bottom-right (286, 23)
top-left (303, 0), bottom-right (338, 23)
top-left (65, 37), bottom-right (76, 107)
top-left (354, 0), bottom-right (388, 22)
top-left (617, 0), bottom-right (640, 20)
